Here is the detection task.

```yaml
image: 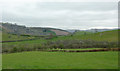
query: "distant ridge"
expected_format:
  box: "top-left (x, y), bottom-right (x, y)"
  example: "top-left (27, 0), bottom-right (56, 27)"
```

top-left (0, 23), bottom-right (70, 36)
top-left (66, 28), bottom-right (118, 33)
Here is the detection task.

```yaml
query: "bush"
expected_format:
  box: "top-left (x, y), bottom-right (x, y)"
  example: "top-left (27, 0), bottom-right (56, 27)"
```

top-left (2, 39), bottom-right (118, 53)
top-left (58, 44), bottom-right (64, 49)
top-left (10, 47), bottom-right (17, 53)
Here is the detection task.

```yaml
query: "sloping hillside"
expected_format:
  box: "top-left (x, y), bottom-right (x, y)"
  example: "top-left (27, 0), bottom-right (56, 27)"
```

top-left (2, 32), bottom-right (35, 41)
top-left (0, 24), bottom-right (36, 41)
top-left (51, 29), bottom-right (69, 35)
top-left (1, 23), bottom-right (69, 36)
top-left (73, 29), bottom-right (119, 42)
top-left (74, 31), bottom-right (93, 35)
top-left (51, 29), bottom-right (119, 42)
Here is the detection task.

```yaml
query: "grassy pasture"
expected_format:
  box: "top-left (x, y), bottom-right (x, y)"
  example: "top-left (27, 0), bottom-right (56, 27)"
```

top-left (0, 54), bottom-right (2, 70)
top-left (2, 51), bottom-right (118, 69)
top-left (74, 31), bottom-right (93, 35)
top-left (2, 30), bottom-right (119, 53)
top-left (2, 30), bottom-right (118, 44)
top-left (2, 30), bottom-right (119, 69)
top-left (51, 30), bottom-right (118, 42)
top-left (2, 32), bottom-right (35, 41)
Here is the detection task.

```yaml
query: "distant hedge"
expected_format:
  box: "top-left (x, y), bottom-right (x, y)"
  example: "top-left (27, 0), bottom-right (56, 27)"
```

top-left (2, 39), bottom-right (118, 53)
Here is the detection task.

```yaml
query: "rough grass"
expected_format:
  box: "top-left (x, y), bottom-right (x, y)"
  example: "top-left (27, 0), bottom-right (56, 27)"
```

top-left (2, 38), bottom-right (46, 45)
top-left (0, 54), bottom-right (2, 70)
top-left (2, 30), bottom-right (118, 45)
top-left (51, 30), bottom-right (118, 42)
top-left (2, 51), bottom-right (118, 69)
top-left (2, 30), bottom-right (118, 53)
top-left (74, 31), bottom-right (93, 36)
top-left (2, 32), bottom-right (35, 41)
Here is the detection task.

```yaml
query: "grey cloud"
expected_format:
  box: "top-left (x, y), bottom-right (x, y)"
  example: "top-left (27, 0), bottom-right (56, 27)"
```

top-left (2, 2), bottom-right (118, 30)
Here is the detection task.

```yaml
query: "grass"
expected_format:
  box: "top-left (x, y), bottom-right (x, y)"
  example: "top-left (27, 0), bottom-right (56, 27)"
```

top-left (2, 32), bottom-right (35, 41)
top-left (2, 30), bottom-right (118, 45)
top-left (74, 31), bottom-right (93, 36)
top-left (2, 38), bottom-right (46, 45)
top-left (2, 51), bottom-right (118, 69)
top-left (51, 30), bottom-right (118, 42)
top-left (2, 30), bottom-right (119, 69)
top-left (2, 30), bottom-right (118, 53)
top-left (0, 54), bottom-right (2, 70)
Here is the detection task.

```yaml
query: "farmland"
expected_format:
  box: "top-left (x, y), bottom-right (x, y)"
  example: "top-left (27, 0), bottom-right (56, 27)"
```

top-left (0, 54), bottom-right (1, 70)
top-left (51, 29), bottom-right (118, 42)
top-left (2, 29), bottom-right (119, 69)
top-left (2, 51), bottom-right (118, 69)
top-left (2, 32), bottom-right (35, 41)
top-left (1, 1), bottom-right (119, 70)
top-left (2, 30), bottom-right (118, 53)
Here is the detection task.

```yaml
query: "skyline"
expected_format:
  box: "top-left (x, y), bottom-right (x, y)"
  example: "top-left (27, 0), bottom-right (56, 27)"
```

top-left (1, 22), bottom-right (118, 30)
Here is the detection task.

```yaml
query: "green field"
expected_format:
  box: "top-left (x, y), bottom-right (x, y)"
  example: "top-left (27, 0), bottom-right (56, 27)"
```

top-left (51, 30), bottom-right (118, 42)
top-left (2, 30), bottom-right (118, 46)
top-left (0, 54), bottom-right (2, 70)
top-left (2, 51), bottom-right (118, 69)
top-left (2, 32), bottom-right (35, 41)
top-left (2, 30), bottom-right (119, 69)
top-left (74, 31), bottom-right (93, 36)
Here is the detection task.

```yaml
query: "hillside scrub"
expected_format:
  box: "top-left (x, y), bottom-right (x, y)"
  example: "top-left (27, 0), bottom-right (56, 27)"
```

top-left (2, 30), bottom-right (119, 53)
top-left (45, 39), bottom-right (118, 49)
top-left (2, 39), bottom-right (118, 53)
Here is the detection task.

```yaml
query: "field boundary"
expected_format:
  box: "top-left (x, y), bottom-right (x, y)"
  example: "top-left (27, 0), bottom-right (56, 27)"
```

top-left (46, 48), bottom-right (120, 52)
top-left (0, 38), bottom-right (38, 43)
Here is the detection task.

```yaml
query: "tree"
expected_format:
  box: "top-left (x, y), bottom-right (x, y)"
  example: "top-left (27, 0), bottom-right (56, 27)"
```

top-left (49, 33), bottom-right (53, 39)
top-left (84, 32), bottom-right (86, 35)
top-left (43, 29), bottom-right (47, 32)
top-left (95, 29), bottom-right (98, 33)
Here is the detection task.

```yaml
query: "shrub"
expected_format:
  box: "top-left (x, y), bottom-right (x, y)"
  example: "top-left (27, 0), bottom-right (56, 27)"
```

top-left (10, 47), bottom-right (17, 53)
top-left (58, 44), bottom-right (64, 49)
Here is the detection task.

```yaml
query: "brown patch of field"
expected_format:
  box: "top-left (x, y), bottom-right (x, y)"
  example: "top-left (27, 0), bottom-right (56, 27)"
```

top-left (51, 29), bottom-right (69, 36)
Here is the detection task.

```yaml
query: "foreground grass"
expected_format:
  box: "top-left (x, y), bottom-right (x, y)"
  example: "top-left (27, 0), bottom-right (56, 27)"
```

top-left (2, 51), bottom-right (118, 69)
top-left (0, 54), bottom-right (2, 70)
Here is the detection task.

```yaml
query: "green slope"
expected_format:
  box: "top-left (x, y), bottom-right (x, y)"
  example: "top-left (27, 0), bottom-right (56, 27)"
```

top-left (75, 29), bottom-right (118, 42)
top-left (2, 29), bottom-right (119, 53)
top-left (2, 32), bottom-right (35, 41)
top-left (51, 29), bottom-right (119, 42)
top-left (74, 31), bottom-right (93, 35)
top-left (2, 29), bottom-right (118, 46)
top-left (2, 30), bottom-right (119, 69)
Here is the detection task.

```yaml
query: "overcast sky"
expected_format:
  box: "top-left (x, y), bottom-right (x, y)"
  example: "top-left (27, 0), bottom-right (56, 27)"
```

top-left (1, 0), bottom-right (118, 30)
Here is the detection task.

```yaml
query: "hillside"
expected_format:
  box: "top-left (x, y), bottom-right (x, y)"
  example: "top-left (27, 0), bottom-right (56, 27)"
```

top-left (2, 29), bottom-right (119, 54)
top-left (0, 23), bottom-right (69, 36)
top-left (51, 29), bottom-right (119, 42)
top-left (2, 29), bottom-right (118, 44)
top-left (74, 29), bottom-right (118, 42)
top-left (74, 31), bottom-right (93, 35)
top-left (2, 32), bottom-right (35, 41)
